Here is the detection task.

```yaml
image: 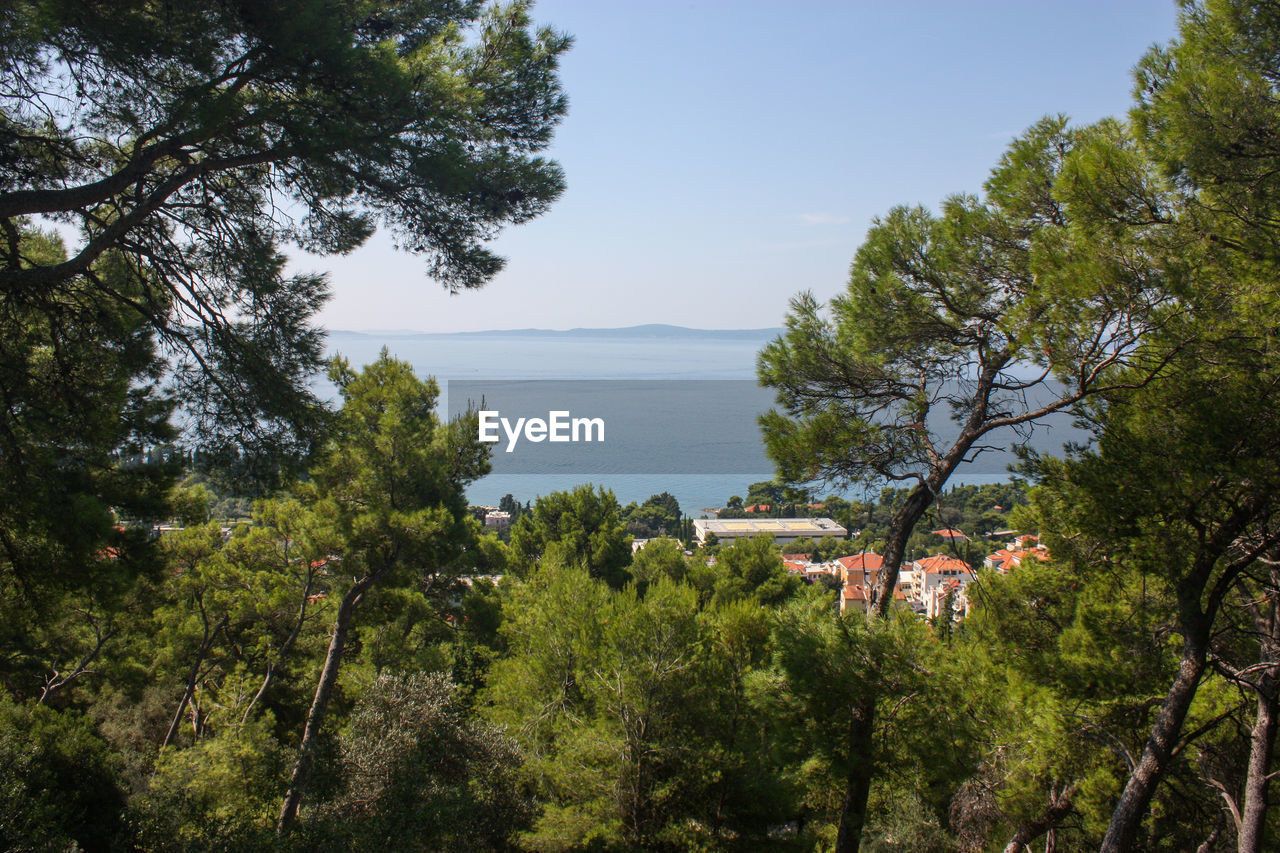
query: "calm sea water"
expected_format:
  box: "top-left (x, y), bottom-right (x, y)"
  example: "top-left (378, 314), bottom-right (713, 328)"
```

top-left (325, 330), bottom-right (1042, 516)
top-left (327, 330), bottom-right (767, 381)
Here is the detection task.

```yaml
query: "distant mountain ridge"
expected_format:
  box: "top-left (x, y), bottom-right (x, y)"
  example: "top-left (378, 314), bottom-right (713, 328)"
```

top-left (329, 324), bottom-right (784, 340)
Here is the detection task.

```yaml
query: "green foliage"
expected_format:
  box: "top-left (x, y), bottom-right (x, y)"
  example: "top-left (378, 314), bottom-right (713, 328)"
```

top-left (276, 351), bottom-right (491, 831)
top-left (147, 505), bottom-right (334, 752)
top-left (745, 480), bottom-right (786, 507)
top-left (0, 0), bottom-right (570, 474)
top-left (0, 231), bottom-right (176, 701)
top-left (758, 115), bottom-right (1165, 498)
top-left (958, 524), bottom-right (1233, 851)
top-left (716, 481), bottom-right (816, 519)
top-left (484, 565), bottom-right (617, 847)
top-left (460, 576), bottom-right (506, 647)
top-left (313, 351), bottom-right (488, 583)
top-left (1014, 339), bottom-right (1280, 846)
top-left (754, 590), bottom-right (974, 850)
top-left (621, 491), bottom-right (683, 538)
top-left (487, 565), bottom-right (796, 850)
top-left (710, 535), bottom-right (801, 607)
top-left (829, 482), bottom-right (1027, 563)
top-left (629, 538), bottom-right (690, 587)
top-left (1134, 0), bottom-right (1280, 261)
top-left (168, 483), bottom-right (213, 527)
top-left (696, 599), bottom-right (796, 843)
top-left (499, 492), bottom-right (532, 528)
top-left (179, 471), bottom-right (256, 522)
top-left (311, 672), bottom-right (531, 851)
top-left (780, 537), bottom-right (816, 555)
top-left (138, 716), bottom-right (288, 850)
top-left (781, 535), bottom-right (845, 562)
top-left (0, 697), bottom-right (127, 852)
top-left (509, 484), bottom-right (633, 588)
top-left (861, 791), bottom-right (955, 853)
top-left (0, 5), bottom-right (571, 835)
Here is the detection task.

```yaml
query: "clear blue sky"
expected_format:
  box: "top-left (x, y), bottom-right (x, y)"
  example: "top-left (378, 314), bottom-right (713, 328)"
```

top-left (306, 0), bottom-right (1181, 334)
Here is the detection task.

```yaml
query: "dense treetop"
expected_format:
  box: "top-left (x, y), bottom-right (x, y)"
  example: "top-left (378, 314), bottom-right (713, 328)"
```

top-left (0, 0), bottom-right (570, 469)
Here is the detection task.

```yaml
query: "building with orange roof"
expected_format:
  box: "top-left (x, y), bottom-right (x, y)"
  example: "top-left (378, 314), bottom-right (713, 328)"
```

top-left (984, 548), bottom-right (1017, 573)
top-left (840, 579), bottom-right (907, 615)
top-left (984, 544), bottom-right (1050, 574)
top-left (840, 583), bottom-right (871, 614)
top-left (904, 554), bottom-right (974, 602)
top-left (925, 578), bottom-right (971, 621)
top-left (835, 552), bottom-right (884, 585)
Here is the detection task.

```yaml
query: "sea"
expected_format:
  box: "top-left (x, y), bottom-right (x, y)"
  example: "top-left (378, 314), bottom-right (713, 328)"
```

top-left (324, 327), bottom-right (1073, 517)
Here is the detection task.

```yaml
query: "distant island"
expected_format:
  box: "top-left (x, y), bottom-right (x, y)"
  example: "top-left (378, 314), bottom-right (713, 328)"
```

top-left (328, 323), bottom-right (784, 341)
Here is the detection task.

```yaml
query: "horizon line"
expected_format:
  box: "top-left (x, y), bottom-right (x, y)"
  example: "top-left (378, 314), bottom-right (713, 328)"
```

top-left (327, 323), bottom-right (785, 336)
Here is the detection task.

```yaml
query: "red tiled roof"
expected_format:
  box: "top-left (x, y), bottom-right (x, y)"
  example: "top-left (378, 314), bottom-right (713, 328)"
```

top-left (837, 552), bottom-right (884, 572)
top-left (913, 554), bottom-right (973, 575)
top-left (985, 546), bottom-right (1050, 573)
top-left (842, 583), bottom-right (869, 601)
top-left (1014, 548), bottom-right (1050, 566)
top-left (985, 548), bottom-right (1016, 570)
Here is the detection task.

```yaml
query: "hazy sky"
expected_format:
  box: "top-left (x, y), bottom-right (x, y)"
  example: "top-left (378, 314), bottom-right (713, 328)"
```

top-left (305, 0), bottom-right (1181, 334)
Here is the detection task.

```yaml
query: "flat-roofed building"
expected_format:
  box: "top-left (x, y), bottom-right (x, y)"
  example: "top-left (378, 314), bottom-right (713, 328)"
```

top-left (693, 517), bottom-right (847, 546)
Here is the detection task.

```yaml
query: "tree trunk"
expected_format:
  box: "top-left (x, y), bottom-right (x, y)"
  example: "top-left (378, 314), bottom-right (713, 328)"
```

top-left (277, 577), bottom-right (370, 836)
top-left (843, 463), bottom-right (964, 849)
top-left (1000, 783), bottom-right (1077, 853)
top-left (1238, 679), bottom-right (1277, 853)
top-left (828, 480), bottom-right (937, 853)
top-left (1237, 574), bottom-right (1280, 853)
top-left (160, 609), bottom-right (223, 749)
top-left (241, 573), bottom-right (313, 726)
top-left (1196, 818), bottom-right (1223, 853)
top-left (871, 412), bottom-right (987, 620)
top-left (846, 368), bottom-right (1001, 845)
top-left (873, 482), bottom-right (935, 618)
top-left (162, 652), bottom-right (205, 749)
top-left (1100, 646), bottom-right (1207, 852)
top-left (834, 694), bottom-right (876, 853)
